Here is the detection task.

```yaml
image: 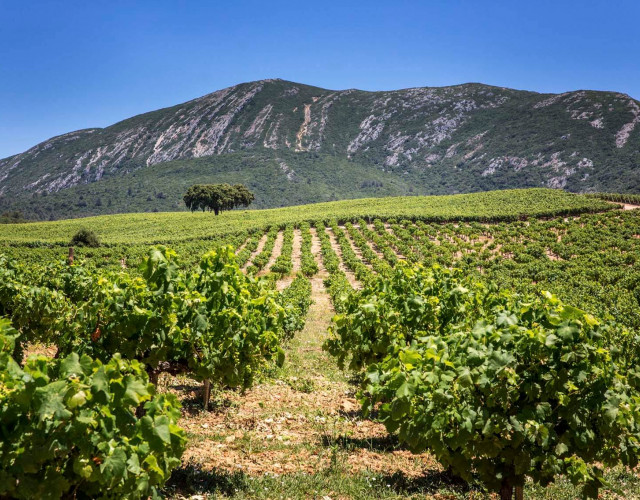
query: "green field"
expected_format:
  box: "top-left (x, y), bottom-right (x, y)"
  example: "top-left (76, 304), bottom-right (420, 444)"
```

top-left (2, 188), bottom-right (640, 500)
top-left (0, 188), bottom-right (612, 245)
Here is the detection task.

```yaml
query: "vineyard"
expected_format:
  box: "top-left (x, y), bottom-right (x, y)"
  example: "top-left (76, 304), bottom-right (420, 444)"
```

top-left (1, 189), bottom-right (640, 499)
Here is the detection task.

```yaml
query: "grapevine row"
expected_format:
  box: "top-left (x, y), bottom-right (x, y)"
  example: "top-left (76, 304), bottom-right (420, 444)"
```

top-left (248, 226), bottom-right (278, 273)
top-left (299, 222), bottom-right (319, 276)
top-left (329, 222), bottom-right (372, 283)
top-left (270, 224), bottom-right (294, 275)
top-left (323, 262), bottom-right (640, 499)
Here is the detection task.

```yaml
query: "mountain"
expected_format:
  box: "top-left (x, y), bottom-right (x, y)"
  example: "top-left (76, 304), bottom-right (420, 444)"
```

top-left (1, 78), bottom-right (639, 220)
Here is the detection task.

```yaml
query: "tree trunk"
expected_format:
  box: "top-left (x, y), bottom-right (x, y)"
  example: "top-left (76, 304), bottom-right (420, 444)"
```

top-left (500, 478), bottom-right (513, 500)
top-left (514, 485), bottom-right (523, 500)
top-left (202, 379), bottom-right (211, 410)
top-left (214, 207), bottom-right (219, 216)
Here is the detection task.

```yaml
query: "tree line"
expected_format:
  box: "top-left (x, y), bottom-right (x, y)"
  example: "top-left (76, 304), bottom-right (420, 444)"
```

top-left (183, 183), bottom-right (255, 215)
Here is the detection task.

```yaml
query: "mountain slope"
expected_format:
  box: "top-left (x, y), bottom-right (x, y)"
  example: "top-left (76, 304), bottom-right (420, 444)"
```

top-left (1, 79), bottom-right (639, 219)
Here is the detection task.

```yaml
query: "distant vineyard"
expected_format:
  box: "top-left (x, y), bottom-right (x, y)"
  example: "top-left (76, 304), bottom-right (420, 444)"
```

top-left (586, 192), bottom-right (640, 205)
top-left (0, 189), bottom-right (612, 245)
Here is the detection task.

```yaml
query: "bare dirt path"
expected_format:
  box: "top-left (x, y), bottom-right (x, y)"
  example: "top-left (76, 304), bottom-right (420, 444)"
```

top-left (325, 228), bottom-right (361, 289)
top-left (241, 232), bottom-right (268, 272)
top-left (621, 203), bottom-right (640, 210)
top-left (599, 201), bottom-right (640, 211)
top-left (258, 230), bottom-right (284, 277)
top-left (309, 227), bottom-right (328, 279)
top-left (304, 227), bottom-right (332, 340)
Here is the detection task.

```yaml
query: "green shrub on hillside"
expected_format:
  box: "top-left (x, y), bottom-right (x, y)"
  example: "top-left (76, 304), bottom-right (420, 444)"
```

top-left (70, 228), bottom-right (101, 247)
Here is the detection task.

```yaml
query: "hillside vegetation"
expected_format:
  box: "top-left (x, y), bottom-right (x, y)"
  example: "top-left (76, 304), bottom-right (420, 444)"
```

top-left (0, 79), bottom-right (638, 220)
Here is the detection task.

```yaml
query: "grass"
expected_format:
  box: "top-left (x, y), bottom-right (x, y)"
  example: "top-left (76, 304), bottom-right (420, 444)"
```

top-left (164, 466), bottom-right (640, 499)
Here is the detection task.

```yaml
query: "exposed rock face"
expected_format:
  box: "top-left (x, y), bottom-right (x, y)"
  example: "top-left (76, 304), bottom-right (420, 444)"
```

top-left (1, 78), bottom-right (639, 213)
top-left (615, 96), bottom-right (640, 148)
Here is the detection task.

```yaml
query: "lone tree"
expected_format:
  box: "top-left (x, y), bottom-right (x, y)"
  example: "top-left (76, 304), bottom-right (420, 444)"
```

top-left (183, 184), bottom-right (255, 215)
top-left (70, 228), bottom-right (100, 248)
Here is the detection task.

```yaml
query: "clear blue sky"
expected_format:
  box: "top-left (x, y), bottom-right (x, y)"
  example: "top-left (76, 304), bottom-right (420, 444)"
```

top-left (1, 0), bottom-right (639, 158)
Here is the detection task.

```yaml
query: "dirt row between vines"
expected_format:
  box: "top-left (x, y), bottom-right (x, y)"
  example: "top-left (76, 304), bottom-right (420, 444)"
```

top-left (241, 232), bottom-right (268, 272)
top-left (368, 224), bottom-right (407, 260)
top-left (276, 228), bottom-right (302, 291)
top-left (257, 231), bottom-right (284, 278)
top-left (622, 203), bottom-right (640, 210)
top-left (239, 220), bottom-right (592, 283)
top-left (163, 226), bottom-right (444, 487)
top-left (337, 227), bottom-right (375, 272)
top-left (358, 230), bottom-right (386, 261)
top-left (234, 237), bottom-right (250, 255)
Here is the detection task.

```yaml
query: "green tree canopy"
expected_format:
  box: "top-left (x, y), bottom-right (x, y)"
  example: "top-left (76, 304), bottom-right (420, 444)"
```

top-left (183, 183), bottom-right (255, 215)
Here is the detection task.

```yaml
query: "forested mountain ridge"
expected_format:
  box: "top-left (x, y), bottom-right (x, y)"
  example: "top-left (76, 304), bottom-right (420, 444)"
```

top-left (1, 78), bottom-right (638, 219)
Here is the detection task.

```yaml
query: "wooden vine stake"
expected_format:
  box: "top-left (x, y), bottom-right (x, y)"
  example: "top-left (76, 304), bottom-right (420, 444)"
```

top-left (68, 246), bottom-right (74, 265)
top-left (202, 379), bottom-right (211, 410)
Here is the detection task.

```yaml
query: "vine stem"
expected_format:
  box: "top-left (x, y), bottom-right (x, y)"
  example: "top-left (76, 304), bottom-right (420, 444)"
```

top-left (203, 379), bottom-right (211, 410)
top-left (500, 479), bottom-right (524, 500)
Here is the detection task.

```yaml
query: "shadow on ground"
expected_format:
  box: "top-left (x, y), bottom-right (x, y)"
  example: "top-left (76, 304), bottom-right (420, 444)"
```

top-left (321, 433), bottom-right (401, 452)
top-left (164, 463), bottom-right (249, 497)
top-left (382, 469), bottom-right (474, 496)
top-left (164, 463), bottom-right (479, 498)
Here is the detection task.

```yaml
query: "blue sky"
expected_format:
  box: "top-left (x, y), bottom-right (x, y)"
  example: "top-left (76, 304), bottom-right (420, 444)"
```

top-left (1, 0), bottom-right (639, 158)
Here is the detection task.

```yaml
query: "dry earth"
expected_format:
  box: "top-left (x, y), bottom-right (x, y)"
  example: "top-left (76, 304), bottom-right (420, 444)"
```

top-left (241, 233), bottom-right (268, 272)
